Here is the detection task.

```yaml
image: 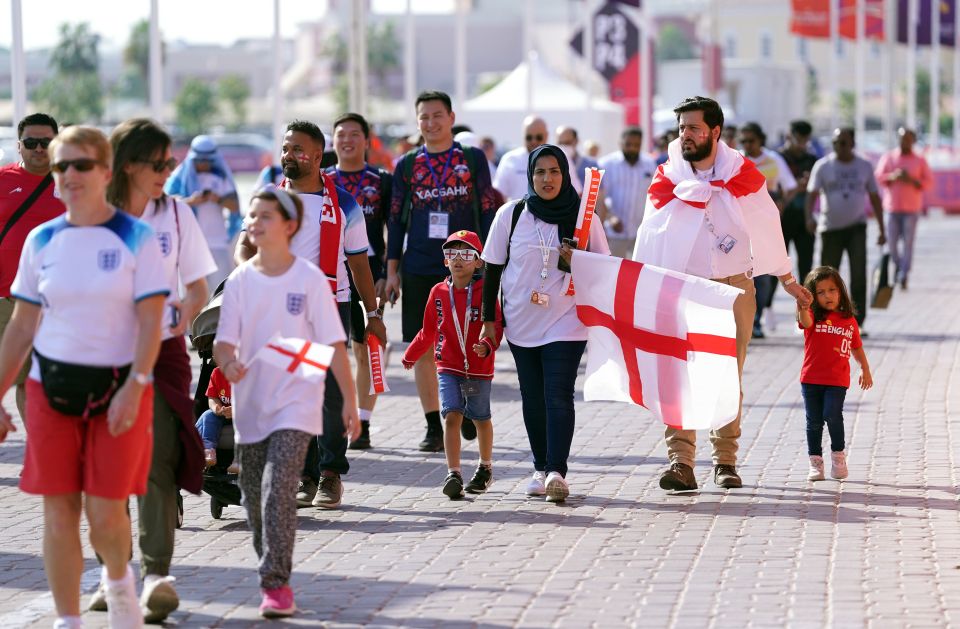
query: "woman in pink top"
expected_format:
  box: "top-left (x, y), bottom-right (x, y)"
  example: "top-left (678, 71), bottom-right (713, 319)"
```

top-left (874, 128), bottom-right (933, 289)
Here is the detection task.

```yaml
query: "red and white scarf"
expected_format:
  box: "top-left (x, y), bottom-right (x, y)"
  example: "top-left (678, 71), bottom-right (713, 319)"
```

top-left (633, 139), bottom-right (791, 278)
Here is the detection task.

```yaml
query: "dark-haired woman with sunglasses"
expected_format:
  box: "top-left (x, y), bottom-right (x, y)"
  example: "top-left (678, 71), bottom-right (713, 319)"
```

top-left (0, 125), bottom-right (168, 629)
top-left (80, 118), bottom-right (217, 623)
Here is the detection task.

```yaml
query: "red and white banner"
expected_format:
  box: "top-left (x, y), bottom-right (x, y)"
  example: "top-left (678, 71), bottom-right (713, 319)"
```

top-left (252, 335), bottom-right (334, 382)
top-left (572, 250), bottom-right (743, 430)
top-left (367, 335), bottom-right (390, 395)
top-left (790, 0), bottom-right (885, 40)
top-left (563, 167), bottom-right (604, 296)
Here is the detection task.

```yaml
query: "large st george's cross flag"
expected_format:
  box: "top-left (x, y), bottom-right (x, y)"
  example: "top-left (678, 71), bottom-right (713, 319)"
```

top-left (571, 250), bottom-right (743, 430)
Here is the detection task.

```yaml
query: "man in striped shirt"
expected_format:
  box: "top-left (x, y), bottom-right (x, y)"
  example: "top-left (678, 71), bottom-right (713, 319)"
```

top-left (599, 127), bottom-right (656, 258)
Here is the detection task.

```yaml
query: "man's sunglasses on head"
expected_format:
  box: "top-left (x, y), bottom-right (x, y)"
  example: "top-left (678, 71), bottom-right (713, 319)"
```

top-left (21, 137), bottom-right (52, 150)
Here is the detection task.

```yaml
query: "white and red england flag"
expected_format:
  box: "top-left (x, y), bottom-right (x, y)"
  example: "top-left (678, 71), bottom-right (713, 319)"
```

top-left (631, 138), bottom-right (792, 278)
top-left (367, 335), bottom-right (390, 395)
top-left (572, 250), bottom-right (743, 430)
top-left (252, 335), bottom-right (334, 382)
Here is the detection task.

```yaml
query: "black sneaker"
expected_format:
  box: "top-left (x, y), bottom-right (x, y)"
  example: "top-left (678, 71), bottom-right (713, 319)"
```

top-left (465, 465), bottom-right (493, 494)
top-left (658, 463), bottom-right (698, 491)
top-left (751, 323), bottom-right (765, 339)
top-left (349, 420), bottom-right (371, 450)
top-left (714, 464), bottom-right (742, 488)
top-left (442, 471), bottom-right (464, 499)
top-left (460, 418), bottom-right (477, 441)
top-left (418, 425), bottom-right (444, 452)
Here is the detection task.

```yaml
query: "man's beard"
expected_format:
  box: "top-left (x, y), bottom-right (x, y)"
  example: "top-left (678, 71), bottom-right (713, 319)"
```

top-left (680, 135), bottom-right (714, 163)
top-left (623, 151), bottom-right (640, 165)
top-left (282, 161), bottom-right (303, 179)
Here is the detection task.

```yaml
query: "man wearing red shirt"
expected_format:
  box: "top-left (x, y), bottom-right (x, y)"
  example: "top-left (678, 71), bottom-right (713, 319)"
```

top-left (0, 113), bottom-right (65, 421)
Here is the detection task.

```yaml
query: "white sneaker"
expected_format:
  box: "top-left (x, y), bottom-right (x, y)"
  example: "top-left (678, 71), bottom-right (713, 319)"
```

top-left (525, 471), bottom-right (546, 496)
top-left (87, 580), bottom-right (107, 611)
top-left (104, 566), bottom-right (143, 629)
top-left (545, 472), bottom-right (569, 503)
top-left (830, 451), bottom-right (848, 480)
top-left (53, 618), bottom-right (83, 629)
top-left (140, 574), bottom-right (179, 623)
top-left (807, 455), bottom-right (825, 481)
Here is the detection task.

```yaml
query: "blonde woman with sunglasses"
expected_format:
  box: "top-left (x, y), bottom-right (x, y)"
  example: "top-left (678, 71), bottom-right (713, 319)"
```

top-left (0, 125), bottom-right (168, 629)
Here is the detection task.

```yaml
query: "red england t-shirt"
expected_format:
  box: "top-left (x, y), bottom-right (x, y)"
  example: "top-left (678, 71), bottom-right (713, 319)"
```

top-left (206, 367), bottom-right (232, 405)
top-left (0, 164), bottom-right (65, 297)
top-left (799, 309), bottom-right (862, 387)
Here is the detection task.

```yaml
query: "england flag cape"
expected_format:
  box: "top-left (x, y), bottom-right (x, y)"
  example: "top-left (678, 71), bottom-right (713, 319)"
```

top-left (632, 138), bottom-right (792, 278)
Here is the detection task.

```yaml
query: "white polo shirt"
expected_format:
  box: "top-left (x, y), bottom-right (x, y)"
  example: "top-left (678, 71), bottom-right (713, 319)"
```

top-left (492, 147), bottom-right (530, 202)
top-left (12, 211), bottom-right (169, 376)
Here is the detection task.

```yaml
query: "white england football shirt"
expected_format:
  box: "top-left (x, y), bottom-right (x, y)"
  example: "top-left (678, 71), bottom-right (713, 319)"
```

top-left (140, 196), bottom-right (218, 340)
top-left (12, 210), bottom-right (169, 377)
top-left (216, 257), bottom-right (347, 443)
top-left (194, 172), bottom-right (236, 250)
top-left (287, 184), bottom-right (369, 302)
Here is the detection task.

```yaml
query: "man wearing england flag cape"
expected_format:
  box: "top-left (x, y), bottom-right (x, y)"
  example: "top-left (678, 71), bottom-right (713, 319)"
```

top-left (576, 96), bottom-right (811, 492)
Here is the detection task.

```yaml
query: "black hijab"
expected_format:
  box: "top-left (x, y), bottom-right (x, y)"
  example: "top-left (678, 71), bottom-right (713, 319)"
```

top-left (524, 144), bottom-right (580, 240)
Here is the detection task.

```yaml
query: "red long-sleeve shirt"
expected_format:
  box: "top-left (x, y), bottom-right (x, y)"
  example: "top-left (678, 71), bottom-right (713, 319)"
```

top-left (402, 277), bottom-right (503, 379)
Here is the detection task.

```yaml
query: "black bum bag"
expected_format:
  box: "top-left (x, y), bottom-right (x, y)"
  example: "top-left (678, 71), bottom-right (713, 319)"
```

top-left (35, 351), bottom-right (131, 418)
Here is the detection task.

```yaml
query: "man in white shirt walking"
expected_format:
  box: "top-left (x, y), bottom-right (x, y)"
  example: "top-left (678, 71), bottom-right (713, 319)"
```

top-left (492, 116), bottom-right (548, 201)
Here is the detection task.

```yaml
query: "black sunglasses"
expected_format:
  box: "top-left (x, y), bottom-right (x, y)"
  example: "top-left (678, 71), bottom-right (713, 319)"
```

top-left (21, 137), bottom-right (52, 150)
top-left (526, 134), bottom-right (545, 142)
top-left (51, 158), bottom-right (103, 173)
top-left (135, 157), bottom-right (178, 173)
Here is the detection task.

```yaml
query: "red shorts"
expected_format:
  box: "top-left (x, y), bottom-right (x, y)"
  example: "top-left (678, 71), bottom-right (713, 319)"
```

top-left (19, 378), bottom-right (154, 500)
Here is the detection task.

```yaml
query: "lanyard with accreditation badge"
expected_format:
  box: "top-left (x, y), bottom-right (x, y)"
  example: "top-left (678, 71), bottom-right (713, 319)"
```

top-left (423, 146), bottom-right (454, 239)
top-left (448, 279), bottom-right (482, 396)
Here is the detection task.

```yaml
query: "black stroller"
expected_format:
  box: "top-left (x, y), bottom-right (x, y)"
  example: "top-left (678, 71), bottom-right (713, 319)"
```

top-left (190, 280), bottom-right (242, 520)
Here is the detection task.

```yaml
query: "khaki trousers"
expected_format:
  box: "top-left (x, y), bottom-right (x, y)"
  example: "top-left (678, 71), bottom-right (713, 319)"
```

top-left (664, 272), bottom-right (756, 468)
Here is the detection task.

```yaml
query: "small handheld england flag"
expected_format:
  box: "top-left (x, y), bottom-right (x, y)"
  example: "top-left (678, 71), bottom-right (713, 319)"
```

top-left (252, 335), bottom-right (334, 382)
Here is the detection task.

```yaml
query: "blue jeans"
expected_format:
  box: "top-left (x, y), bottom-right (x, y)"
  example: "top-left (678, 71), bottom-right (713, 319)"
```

top-left (887, 212), bottom-right (920, 281)
top-left (508, 340), bottom-right (587, 477)
top-left (302, 301), bottom-right (351, 481)
top-left (196, 409), bottom-right (229, 450)
top-left (801, 383), bottom-right (847, 456)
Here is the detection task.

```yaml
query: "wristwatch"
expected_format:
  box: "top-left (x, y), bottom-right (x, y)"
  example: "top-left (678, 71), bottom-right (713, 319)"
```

top-left (132, 372), bottom-right (154, 385)
top-left (366, 309), bottom-right (383, 320)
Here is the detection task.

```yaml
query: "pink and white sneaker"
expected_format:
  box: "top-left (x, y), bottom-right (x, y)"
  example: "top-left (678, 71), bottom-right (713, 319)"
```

top-left (259, 584), bottom-right (296, 618)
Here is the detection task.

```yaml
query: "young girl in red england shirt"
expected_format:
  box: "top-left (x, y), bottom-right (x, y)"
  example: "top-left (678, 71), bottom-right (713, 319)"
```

top-left (798, 266), bottom-right (873, 481)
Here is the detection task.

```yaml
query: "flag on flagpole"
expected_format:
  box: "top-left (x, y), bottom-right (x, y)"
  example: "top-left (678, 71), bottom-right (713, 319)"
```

top-left (562, 166), bottom-right (604, 296)
top-left (367, 335), bottom-right (390, 395)
top-left (252, 335), bottom-right (334, 382)
top-left (572, 250), bottom-right (743, 430)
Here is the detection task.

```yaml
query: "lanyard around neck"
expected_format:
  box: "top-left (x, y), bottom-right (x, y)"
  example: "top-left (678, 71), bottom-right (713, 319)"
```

top-left (448, 279), bottom-right (474, 374)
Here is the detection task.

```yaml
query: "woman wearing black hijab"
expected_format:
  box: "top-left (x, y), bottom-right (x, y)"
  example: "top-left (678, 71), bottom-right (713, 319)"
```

top-left (479, 144), bottom-right (610, 503)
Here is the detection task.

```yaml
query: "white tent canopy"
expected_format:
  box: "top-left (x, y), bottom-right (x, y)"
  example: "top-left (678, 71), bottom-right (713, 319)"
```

top-left (461, 57), bottom-right (625, 157)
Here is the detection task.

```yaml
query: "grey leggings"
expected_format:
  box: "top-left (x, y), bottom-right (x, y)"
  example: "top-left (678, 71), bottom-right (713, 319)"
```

top-left (238, 429), bottom-right (312, 590)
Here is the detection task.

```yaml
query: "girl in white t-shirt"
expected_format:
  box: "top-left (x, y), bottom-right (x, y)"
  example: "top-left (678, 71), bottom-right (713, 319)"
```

top-left (214, 186), bottom-right (360, 619)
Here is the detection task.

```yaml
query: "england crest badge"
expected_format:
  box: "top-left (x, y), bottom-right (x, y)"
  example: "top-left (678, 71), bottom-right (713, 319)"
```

top-left (157, 232), bottom-right (172, 257)
top-left (286, 292), bottom-right (306, 315)
top-left (97, 249), bottom-right (120, 271)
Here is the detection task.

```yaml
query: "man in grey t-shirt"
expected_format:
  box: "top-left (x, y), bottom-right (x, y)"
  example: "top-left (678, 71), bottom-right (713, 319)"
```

top-left (805, 128), bottom-right (886, 328)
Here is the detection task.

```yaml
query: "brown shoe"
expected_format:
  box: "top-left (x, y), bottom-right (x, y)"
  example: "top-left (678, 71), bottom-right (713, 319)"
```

top-left (714, 464), bottom-right (742, 488)
top-left (659, 463), bottom-right (697, 491)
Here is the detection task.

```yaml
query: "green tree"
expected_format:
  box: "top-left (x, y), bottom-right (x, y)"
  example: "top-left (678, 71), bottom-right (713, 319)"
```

top-left (838, 90), bottom-right (856, 126)
top-left (218, 75), bottom-right (251, 131)
top-left (325, 20), bottom-right (402, 112)
top-left (657, 24), bottom-right (696, 61)
top-left (124, 20), bottom-right (150, 79)
top-left (34, 22), bottom-right (103, 123)
top-left (175, 79), bottom-right (217, 136)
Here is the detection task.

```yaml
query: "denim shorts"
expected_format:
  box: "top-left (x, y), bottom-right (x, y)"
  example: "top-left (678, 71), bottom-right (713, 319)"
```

top-left (438, 373), bottom-right (492, 421)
